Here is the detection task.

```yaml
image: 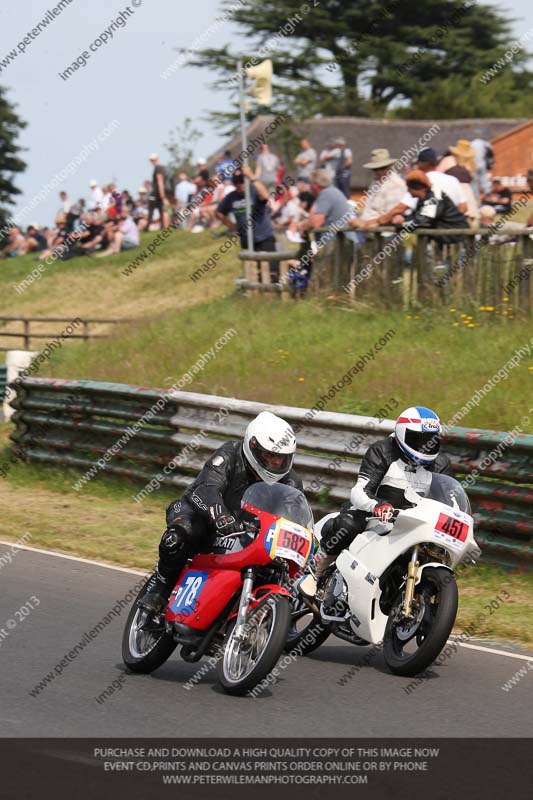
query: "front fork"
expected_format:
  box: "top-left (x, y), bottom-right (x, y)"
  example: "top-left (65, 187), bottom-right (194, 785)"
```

top-left (233, 568), bottom-right (255, 640)
top-left (402, 546), bottom-right (420, 618)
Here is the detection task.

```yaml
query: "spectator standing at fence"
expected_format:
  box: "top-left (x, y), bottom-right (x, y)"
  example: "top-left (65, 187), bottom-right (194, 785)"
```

top-left (470, 131), bottom-right (494, 199)
top-left (147, 153), bottom-right (168, 230)
top-left (255, 144), bottom-right (281, 193)
top-left (440, 141), bottom-right (479, 223)
top-left (351, 148), bottom-right (406, 228)
top-left (89, 180), bottom-right (104, 210)
top-left (304, 168), bottom-right (356, 245)
top-left (216, 165), bottom-right (278, 279)
top-left (319, 139), bottom-right (336, 179)
top-left (294, 138), bottom-right (317, 179)
top-left (297, 176), bottom-right (315, 213)
top-left (482, 178), bottom-right (512, 214)
top-left (400, 170), bottom-right (469, 243)
top-left (332, 137), bottom-right (353, 197)
top-left (375, 148), bottom-right (467, 226)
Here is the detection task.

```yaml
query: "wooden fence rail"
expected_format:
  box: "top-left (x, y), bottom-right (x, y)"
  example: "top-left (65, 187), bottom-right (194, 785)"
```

top-left (0, 317), bottom-right (127, 351)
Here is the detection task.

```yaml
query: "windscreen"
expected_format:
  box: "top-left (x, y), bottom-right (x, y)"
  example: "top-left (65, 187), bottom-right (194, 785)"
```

top-left (426, 474), bottom-right (471, 514)
top-left (241, 482), bottom-right (314, 529)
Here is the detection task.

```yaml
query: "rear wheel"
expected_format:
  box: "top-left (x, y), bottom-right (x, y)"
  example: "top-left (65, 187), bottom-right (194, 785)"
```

top-left (217, 595), bottom-right (290, 695)
top-left (122, 575), bottom-right (177, 674)
top-left (383, 567), bottom-right (458, 677)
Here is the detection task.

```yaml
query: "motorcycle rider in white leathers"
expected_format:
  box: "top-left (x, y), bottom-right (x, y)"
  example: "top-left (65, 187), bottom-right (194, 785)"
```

top-left (313, 406), bottom-right (453, 584)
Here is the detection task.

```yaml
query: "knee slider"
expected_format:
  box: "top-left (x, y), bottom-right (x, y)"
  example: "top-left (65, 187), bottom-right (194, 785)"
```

top-left (160, 518), bottom-right (192, 556)
top-left (332, 511), bottom-right (360, 539)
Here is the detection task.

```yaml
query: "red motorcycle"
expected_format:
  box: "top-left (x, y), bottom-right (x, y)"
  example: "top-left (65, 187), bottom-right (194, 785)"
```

top-left (122, 483), bottom-right (315, 695)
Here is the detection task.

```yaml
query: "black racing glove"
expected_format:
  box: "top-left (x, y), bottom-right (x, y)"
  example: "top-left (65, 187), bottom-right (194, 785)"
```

top-left (208, 504), bottom-right (244, 536)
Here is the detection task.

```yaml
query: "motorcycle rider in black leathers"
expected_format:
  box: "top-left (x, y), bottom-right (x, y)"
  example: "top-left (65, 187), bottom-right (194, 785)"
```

top-left (141, 411), bottom-right (302, 613)
top-left (310, 406), bottom-right (453, 587)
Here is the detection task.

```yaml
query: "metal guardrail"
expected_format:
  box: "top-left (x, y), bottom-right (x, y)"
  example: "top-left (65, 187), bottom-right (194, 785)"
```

top-left (7, 377), bottom-right (533, 568)
top-left (238, 227), bottom-right (533, 314)
top-left (0, 317), bottom-right (127, 351)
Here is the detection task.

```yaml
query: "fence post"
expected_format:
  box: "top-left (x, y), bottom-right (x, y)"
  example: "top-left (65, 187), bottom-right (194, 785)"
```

top-left (23, 320), bottom-right (30, 350)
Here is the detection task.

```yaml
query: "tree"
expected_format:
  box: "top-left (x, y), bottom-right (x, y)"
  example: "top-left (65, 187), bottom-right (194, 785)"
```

top-left (0, 85), bottom-right (26, 239)
top-left (183, 0), bottom-right (533, 126)
top-left (164, 117), bottom-right (202, 177)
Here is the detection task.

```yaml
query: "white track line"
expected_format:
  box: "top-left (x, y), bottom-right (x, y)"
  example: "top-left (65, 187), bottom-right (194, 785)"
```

top-left (2, 539), bottom-right (532, 662)
top-left (454, 641), bottom-right (533, 662)
top-left (0, 540), bottom-right (146, 576)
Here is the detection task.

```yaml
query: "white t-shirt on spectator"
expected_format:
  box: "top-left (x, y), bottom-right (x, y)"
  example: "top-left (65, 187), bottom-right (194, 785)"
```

top-left (279, 198), bottom-right (302, 225)
top-left (120, 216), bottom-right (140, 245)
top-left (175, 179), bottom-right (196, 204)
top-left (402, 171), bottom-right (466, 210)
top-left (90, 186), bottom-right (104, 209)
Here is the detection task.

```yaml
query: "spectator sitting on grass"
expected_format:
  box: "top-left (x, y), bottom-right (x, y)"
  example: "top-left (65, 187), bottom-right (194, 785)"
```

top-left (0, 227), bottom-right (27, 258)
top-left (25, 225), bottom-right (48, 252)
top-left (79, 212), bottom-right (106, 252)
top-left (187, 170), bottom-right (215, 232)
top-left (174, 172), bottom-right (196, 211)
top-left (97, 209), bottom-right (140, 256)
top-left (121, 190), bottom-right (135, 212)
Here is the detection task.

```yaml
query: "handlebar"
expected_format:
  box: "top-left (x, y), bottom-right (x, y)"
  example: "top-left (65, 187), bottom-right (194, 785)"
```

top-left (365, 509), bottom-right (401, 523)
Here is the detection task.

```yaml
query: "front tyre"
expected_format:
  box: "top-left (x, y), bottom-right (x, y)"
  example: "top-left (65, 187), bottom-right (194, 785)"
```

top-left (217, 595), bottom-right (291, 696)
top-left (383, 567), bottom-right (458, 677)
top-left (122, 574), bottom-right (177, 674)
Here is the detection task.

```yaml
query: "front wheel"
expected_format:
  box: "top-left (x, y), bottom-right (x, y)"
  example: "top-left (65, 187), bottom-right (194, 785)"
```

top-left (122, 574), bottom-right (177, 674)
top-left (217, 595), bottom-right (291, 696)
top-left (383, 567), bottom-right (458, 677)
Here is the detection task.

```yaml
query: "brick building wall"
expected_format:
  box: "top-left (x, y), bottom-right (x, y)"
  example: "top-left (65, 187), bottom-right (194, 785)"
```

top-left (492, 121), bottom-right (533, 192)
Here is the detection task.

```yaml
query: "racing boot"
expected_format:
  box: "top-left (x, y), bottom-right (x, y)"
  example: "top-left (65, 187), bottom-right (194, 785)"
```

top-left (139, 525), bottom-right (189, 615)
top-left (297, 554), bottom-right (336, 601)
top-left (138, 569), bottom-right (174, 615)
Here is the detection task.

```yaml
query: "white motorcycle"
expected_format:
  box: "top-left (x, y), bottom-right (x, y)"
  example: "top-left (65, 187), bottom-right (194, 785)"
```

top-left (286, 474), bottom-right (481, 676)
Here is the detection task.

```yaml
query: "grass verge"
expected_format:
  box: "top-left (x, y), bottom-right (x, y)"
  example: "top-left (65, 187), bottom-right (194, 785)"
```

top-left (40, 295), bottom-right (533, 432)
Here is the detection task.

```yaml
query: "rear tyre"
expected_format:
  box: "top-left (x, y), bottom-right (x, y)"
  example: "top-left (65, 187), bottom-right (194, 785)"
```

top-left (122, 575), bottom-right (177, 674)
top-left (383, 567), bottom-right (458, 677)
top-left (217, 595), bottom-right (291, 696)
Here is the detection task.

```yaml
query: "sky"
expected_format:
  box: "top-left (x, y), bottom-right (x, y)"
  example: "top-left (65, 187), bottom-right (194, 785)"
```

top-left (1, 0), bottom-right (532, 227)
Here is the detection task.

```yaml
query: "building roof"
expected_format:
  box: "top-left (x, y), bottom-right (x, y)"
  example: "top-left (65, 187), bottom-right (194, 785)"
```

top-left (208, 116), bottom-right (526, 187)
top-left (491, 118), bottom-right (533, 144)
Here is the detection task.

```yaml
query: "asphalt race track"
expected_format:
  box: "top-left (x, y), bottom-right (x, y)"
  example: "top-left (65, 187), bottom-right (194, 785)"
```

top-left (1, 543), bottom-right (531, 738)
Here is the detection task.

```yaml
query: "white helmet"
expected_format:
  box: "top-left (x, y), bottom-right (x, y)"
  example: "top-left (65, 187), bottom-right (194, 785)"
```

top-left (243, 411), bottom-right (296, 484)
top-left (395, 406), bottom-right (442, 465)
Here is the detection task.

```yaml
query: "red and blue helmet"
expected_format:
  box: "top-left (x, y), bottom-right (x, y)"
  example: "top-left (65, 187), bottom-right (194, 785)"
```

top-left (395, 406), bottom-right (442, 465)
